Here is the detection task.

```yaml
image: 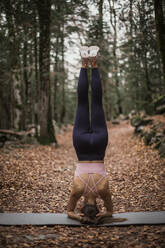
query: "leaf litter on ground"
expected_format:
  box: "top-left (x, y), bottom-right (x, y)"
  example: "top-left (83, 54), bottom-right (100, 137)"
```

top-left (0, 120), bottom-right (165, 247)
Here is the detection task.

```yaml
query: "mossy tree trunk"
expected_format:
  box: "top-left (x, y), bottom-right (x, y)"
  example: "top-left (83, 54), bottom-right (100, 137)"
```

top-left (36, 0), bottom-right (57, 144)
top-left (3, 0), bottom-right (22, 130)
top-left (108, 0), bottom-right (122, 115)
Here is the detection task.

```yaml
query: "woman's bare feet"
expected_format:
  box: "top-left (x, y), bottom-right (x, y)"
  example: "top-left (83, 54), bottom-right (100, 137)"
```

top-left (79, 46), bottom-right (100, 68)
top-left (80, 46), bottom-right (89, 68)
top-left (89, 46), bottom-right (99, 68)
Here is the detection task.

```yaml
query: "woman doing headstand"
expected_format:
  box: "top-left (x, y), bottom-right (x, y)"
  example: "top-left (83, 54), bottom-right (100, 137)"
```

top-left (67, 46), bottom-right (113, 223)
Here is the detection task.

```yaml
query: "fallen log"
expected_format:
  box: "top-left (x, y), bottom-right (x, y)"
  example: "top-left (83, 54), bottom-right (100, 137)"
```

top-left (0, 129), bottom-right (34, 137)
top-left (0, 129), bottom-right (37, 147)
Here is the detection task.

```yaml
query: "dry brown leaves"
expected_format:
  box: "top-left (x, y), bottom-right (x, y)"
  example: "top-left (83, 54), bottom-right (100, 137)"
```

top-left (0, 121), bottom-right (165, 248)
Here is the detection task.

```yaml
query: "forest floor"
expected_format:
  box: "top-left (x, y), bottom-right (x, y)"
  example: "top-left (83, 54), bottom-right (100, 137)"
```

top-left (0, 120), bottom-right (165, 248)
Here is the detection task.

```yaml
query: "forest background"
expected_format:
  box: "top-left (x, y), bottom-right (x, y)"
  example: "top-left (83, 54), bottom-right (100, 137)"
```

top-left (0, 0), bottom-right (164, 144)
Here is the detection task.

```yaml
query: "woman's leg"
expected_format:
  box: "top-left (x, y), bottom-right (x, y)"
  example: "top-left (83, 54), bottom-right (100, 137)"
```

top-left (73, 68), bottom-right (91, 160)
top-left (73, 68), bottom-right (90, 134)
top-left (90, 67), bottom-right (108, 160)
top-left (91, 68), bottom-right (107, 132)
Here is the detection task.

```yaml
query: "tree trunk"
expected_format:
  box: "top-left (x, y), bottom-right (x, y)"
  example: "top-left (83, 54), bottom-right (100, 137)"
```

top-left (53, 3), bottom-right (60, 123)
top-left (22, 29), bottom-right (28, 130)
top-left (33, 7), bottom-right (40, 135)
top-left (60, 23), bottom-right (66, 124)
top-left (108, 0), bottom-right (122, 115)
top-left (3, 0), bottom-right (22, 130)
top-left (53, 51), bottom-right (58, 122)
top-left (143, 52), bottom-right (152, 113)
top-left (12, 70), bottom-right (22, 130)
top-left (154, 0), bottom-right (165, 86)
top-left (98, 0), bottom-right (109, 119)
top-left (37, 0), bottom-right (57, 144)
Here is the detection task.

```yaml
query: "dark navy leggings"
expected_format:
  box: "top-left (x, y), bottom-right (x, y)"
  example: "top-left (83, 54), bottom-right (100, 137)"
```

top-left (73, 68), bottom-right (108, 161)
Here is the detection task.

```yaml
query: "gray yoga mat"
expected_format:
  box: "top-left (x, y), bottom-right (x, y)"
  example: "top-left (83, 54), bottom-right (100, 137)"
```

top-left (0, 211), bottom-right (165, 226)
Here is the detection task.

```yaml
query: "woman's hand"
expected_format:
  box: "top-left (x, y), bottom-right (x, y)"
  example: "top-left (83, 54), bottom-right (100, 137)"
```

top-left (96, 211), bottom-right (112, 221)
top-left (67, 211), bottom-right (83, 222)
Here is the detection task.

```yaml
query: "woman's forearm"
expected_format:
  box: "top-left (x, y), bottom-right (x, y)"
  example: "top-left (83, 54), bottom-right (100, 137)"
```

top-left (67, 211), bottom-right (82, 222)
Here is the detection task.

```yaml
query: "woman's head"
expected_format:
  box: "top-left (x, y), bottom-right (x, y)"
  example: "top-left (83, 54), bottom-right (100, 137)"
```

top-left (81, 203), bottom-right (99, 219)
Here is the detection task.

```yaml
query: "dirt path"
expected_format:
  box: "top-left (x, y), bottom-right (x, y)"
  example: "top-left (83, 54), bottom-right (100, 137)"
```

top-left (0, 121), bottom-right (165, 247)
